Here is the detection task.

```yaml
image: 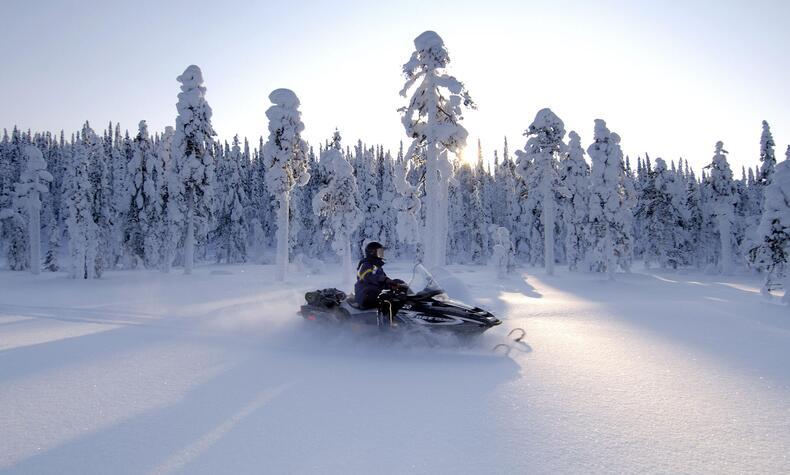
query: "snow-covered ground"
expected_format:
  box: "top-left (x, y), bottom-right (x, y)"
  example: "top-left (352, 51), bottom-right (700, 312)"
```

top-left (1, 263), bottom-right (789, 474)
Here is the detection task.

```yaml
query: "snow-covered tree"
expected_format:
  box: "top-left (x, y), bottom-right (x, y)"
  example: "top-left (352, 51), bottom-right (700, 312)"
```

top-left (0, 128), bottom-right (25, 268)
top-left (0, 146), bottom-right (52, 273)
top-left (43, 133), bottom-right (65, 272)
top-left (108, 123), bottom-right (129, 268)
top-left (560, 131), bottom-right (590, 270)
top-left (65, 131), bottom-right (100, 279)
top-left (475, 140), bottom-right (494, 258)
top-left (636, 157), bottom-right (685, 269)
top-left (494, 137), bottom-right (519, 231)
top-left (158, 126), bottom-right (182, 272)
top-left (216, 135), bottom-right (248, 263)
top-left (515, 108), bottom-right (567, 275)
top-left (125, 120), bottom-right (158, 266)
top-left (248, 137), bottom-right (274, 262)
top-left (393, 150), bottom-right (422, 250)
top-left (378, 150), bottom-right (400, 258)
top-left (706, 141), bottom-right (738, 274)
top-left (74, 122), bottom-right (113, 277)
top-left (262, 88), bottom-right (311, 281)
top-left (399, 30), bottom-right (475, 269)
top-left (683, 167), bottom-right (705, 268)
top-left (312, 130), bottom-right (362, 283)
top-left (749, 153), bottom-right (790, 299)
top-left (489, 225), bottom-right (515, 278)
top-left (172, 65), bottom-right (216, 274)
top-left (353, 142), bottom-right (383, 253)
top-left (587, 120), bottom-right (634, 277)
top-left (759, 120), bottom-right (776, 188)
top-left (448, 161), bottom-right (486, 263)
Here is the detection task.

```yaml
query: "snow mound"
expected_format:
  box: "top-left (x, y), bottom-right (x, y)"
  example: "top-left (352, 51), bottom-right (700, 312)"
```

top-left (414, 30), bottom-right (444, 50)
top-left (22, 144), bottom-right (45, 168)
top-left (268, 88), bottom-right (300, 108)
top-left (176, 65), bottom-right (204, 88)
top-left (530, 108), bottom-right (564, 131)
top-left (593, 118), bottom-right (610, 139)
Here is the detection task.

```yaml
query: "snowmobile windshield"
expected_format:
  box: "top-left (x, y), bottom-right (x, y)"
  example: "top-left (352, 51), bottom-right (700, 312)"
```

top-left (408, 264), bottom-right (444, 296)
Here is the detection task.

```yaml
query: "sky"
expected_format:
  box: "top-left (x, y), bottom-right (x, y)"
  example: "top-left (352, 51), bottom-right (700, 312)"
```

top-left (1, 0), bottom-right (788, 174)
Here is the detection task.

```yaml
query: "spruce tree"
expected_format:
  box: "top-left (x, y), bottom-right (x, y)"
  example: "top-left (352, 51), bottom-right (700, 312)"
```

top-left (515, 109), bottom-right (567, 275)
top-left (636, 157), bottom-right (684, 269)
top-left (750, 153), bottom-right (790, 299)
top-left (312, 130), bottom-right (362, 282)
top-left (399, 31), bottom-right (475, 268)
top-left (706, 141), bottom-right (737, 274)
top-left (587, 120), bottom-right (634, 277)
top-left (0, 145), bottom-right (53, 273)
top-left (172, 65), bottom-right (216, 274)
top-left (262, 88), bottom-right (311, 281)
top-left (66, 130), bottom-right (100, 279)
top-left (561, 131), bottom-right (590, 270)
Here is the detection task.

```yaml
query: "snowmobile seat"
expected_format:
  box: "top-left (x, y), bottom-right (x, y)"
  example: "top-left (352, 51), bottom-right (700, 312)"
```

top-left (343, 298), bottom-right (368, 313)
top-left (346, 294), bottom-right (363, 309)
top-left (339, 300), bottom-right (379, 325)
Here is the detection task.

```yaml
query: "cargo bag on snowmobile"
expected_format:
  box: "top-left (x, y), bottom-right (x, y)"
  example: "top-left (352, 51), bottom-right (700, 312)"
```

top-left (304, 288), bottom-right (347, 309)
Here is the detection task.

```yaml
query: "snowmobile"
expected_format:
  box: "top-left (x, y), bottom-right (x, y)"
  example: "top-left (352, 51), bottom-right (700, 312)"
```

top-left (298, 264), bottom-right (502, 336)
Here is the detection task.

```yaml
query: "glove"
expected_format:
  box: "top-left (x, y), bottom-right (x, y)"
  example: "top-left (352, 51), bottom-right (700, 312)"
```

top-left (388, 279), bottom-right (408, 290)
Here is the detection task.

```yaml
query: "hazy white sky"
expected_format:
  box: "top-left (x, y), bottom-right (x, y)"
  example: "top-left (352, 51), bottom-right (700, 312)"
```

top-left (1, 0), bottom-right (788, 173)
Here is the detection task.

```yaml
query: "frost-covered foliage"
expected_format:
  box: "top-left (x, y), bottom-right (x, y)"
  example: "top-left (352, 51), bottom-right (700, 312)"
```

top-left (448, 160), bottom-right (486, 263)
top-left (392, 150), bottom-right (422, 248)
top-left (159, 126), bottom-right (181, 273)
top-left (172, 65), bottom-right (216, 275)
top-left (399, 30), bottom-right (475, 269)
top-left (126, 120), bottom-right (162, 267)
top-left (312, 130), bottom-right (362, 282)
top-left (215, 136), bottom-right (248, 263)
top-left (636, 158), bottom-right (685, 269)
top-left (489, 225), bottom-right (515, 278)
top-left (0, 56), bottom-right (783, 280)
top-left (262, 88), bottom-right (311, 281)
top-left (0, 145), bottom-right (52, 273)
top-left (706, 141), bottom-right (738, 274)
top-left (353, 142), bottom-right (383, 253)
top-left (749, 158), bottom-right (790, 298)
top-left (515, 108), bottom-right (567, 275)
top-left (560, 131), bottom-right (590, 270)
top-left (587, 119), bottom-right (634, 277)
top-left (759, 120), bottom-right (776, 187)
top-left (65, 127), bottom-right (101, 279)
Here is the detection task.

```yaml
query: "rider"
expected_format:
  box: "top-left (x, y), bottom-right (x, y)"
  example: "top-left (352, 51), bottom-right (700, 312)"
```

top-left (354, 241), bottom-right (405, 309)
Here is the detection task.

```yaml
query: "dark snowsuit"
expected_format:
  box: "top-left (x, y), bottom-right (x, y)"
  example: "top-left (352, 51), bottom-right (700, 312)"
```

top-left (354, 257), bottom-right (392, 309)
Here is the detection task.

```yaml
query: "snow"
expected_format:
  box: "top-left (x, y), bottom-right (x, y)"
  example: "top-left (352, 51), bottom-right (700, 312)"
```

top-left (1, 263), bottom-right (789, 473)
top-left (413, 30), bottom-right (444, 51)
top-left (268, 88), bottom-right (300, 108)
top-left (176, 65), bottom-right (204, 91)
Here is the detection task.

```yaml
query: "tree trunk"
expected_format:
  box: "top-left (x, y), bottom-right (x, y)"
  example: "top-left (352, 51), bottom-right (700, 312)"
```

top-left (605, 230), bottom-right (615, 280)
top-left (718, 211), bottom-right (732, 275)
top-left (184, 192), bottom-right (194, 275)
top-left (275, 194), bottom-right (290, 281)
top-left (29, 202), bottom-right (40, 275)
top-left (341, 234), bottom-right (352, 285)
top-left (542, 176), bottom-right (555, 276)
top-left (162, 222), bottom-right (173, 274)
top-left (423, 143), bottom-right (439, 269)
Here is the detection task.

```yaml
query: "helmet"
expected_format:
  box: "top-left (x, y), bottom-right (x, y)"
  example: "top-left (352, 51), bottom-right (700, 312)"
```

top-left (364, 241), bottom-right (385, 259)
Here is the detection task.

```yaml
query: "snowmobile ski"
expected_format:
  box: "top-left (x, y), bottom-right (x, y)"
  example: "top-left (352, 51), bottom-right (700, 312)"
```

top-left (491, 327), bottom-right (527, 355)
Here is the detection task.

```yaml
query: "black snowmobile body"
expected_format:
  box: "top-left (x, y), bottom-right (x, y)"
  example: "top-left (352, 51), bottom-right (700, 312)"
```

top-left (299, 286), bottom-right (501, 336)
